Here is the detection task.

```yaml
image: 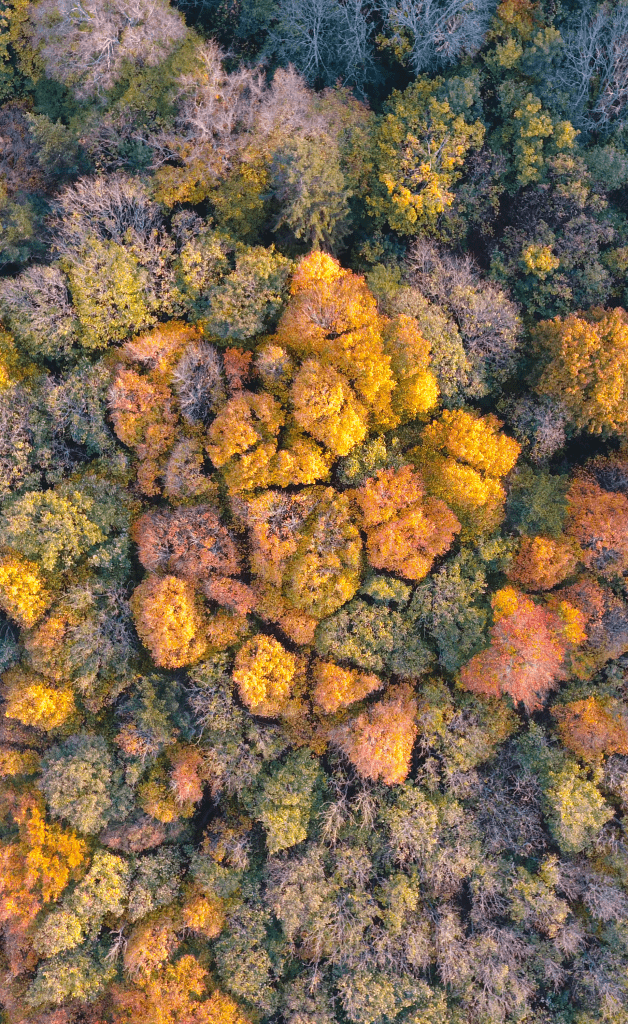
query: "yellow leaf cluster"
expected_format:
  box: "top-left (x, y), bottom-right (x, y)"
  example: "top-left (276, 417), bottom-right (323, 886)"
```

top-left (0, 551), bottom-right (51, 628)
top-left (413, 409), bottom-right (520, 537)
top-left (232, 635), bottom-right (296, 716)
top-left (535, 308), bottom-right (628, 435)
top-left (2, 668), bottom-right (75, 731)
top-left (130, 575), bottom-right (209, 668)
top-left (312, 660), bottom-right (383, 713)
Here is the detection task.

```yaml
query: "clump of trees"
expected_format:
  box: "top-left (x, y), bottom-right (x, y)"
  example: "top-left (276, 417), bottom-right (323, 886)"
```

top-left (2, 3), bottom-right (628, 1023)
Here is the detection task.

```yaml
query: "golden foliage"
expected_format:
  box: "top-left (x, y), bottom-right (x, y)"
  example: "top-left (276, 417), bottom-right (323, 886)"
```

top-left (413, 409), bottom-right (520, 537)
top-left (382, 314), bottom-right (439, 421)
top-left (0, 795), bottom-right (88, 924)
top-left (0, 551), bottom-right (51, 628)
top-left (276, 251), bottom-right (397, 428)
top-left (535, 307), bottom-right (628, 435)
top-left (312, 659), bottom-right (383, 713)
top-left (2, 667), bottom-right (75, 730)
top-left (130, 575), bottom-right (209, 668)
top-left (114, 954), bottom-right (252, 1024)
top-left (233, 635), bottom-right (296, 716)
top-left (290, 359), bottom-right (368, 456)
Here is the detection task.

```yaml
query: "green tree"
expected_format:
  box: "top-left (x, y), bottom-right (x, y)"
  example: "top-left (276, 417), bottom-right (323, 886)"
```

top-left (39, 732), bottom-right (132, 834)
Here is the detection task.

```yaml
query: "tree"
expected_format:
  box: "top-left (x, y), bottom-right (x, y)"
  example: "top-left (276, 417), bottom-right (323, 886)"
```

top-left (412, 408), bottom-right (520, 537)
top-left (381, 314), bottom-right (439, 422)
top-left (410, 556), bottom-right (487, 671)
top-left (315, 596), bottom-right (432, 677)
top-left (459, 587), bottom-right (584, 712)
top-left (108, 365), bottom-right (179, 495)
top-left (132, 504), bottom-right (241, 581)
top-left (0, 550), bottom-right (51, 627)
top-left (275, 251), bottom-right (397, 429)
top-left (354, 465), bottom-right (460, 580)
top-left (406, 239), bottom-right (521, 395)
top-left (508, 535), bottom-right (579, 591)
top-left (379, 0), bottom-right (495, 74)
top-left (290, 359), bottom-right (368, 456)
top-left (39, 732), bottom-right (131, 834)
top-left (2, 667), bottom-right (75, 731)
top-left (0, 794), bottom-right (88, 925)
top-left (244, 749), bottom-right (321, 854)
top-left (534, 307), bottom-right (628, 436)
top-left (565, 475), bottom-right (628, 578)
top-left (553, 697), bottom-right (628, 760)
top-left (267, 0), bottom-right (377, 94)
top-left (368, 77), bottom-right (485, 236)
top-left (232, 635), bottom-right (296, 716)
top-left (202, 247), bottom-right (292, 342)
top-left (281, 487), bottom-right (362, 618)
top-left (556, 1), bottom-right (628, 134)
top-left (312, 659), bottom-right (382, 713)
top-left (28, 0), bottom-right (189, 100)
top-left (270, 131), bottom-right (352, 249)
top-left (0, 489), bottom-right (106, 574)
top-left (0, 264), bottom-right (78, 360)
top-left (172, 342), bottom-right (225, 425)
top-left (544, 763), bottom-right (613, 855)
top-left (330, 683), bottom-right (418, 785)
top-left (130, 575), bottom-right (210, 669)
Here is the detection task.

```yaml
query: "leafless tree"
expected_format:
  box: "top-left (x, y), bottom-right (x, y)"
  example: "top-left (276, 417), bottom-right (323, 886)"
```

top-left (408, 239), bottom-right (521, 388)
top-left (172, 343), bottom-right (225, 425)
top-left (557, 2), bottom-right (628, 133)
top-left (28, 0), bottom-right (188, 99)
top-left (267, 0), bottom-right (378, 94)
top-left (0, 264), bottom-right (78, 359)
top-left (50, 172), bottom-right (163, 257)
top-left (379, 0), bottom-right (497, 75)
top-left (153, 40), bottom-right (265, 174)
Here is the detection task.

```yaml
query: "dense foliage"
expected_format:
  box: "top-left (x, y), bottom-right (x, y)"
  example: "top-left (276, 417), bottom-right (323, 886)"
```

top-left (2, 3), bottom-right (628, 1024)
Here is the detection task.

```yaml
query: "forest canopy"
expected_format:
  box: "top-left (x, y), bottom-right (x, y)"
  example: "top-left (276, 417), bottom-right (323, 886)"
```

top-left (2, 2), bottom-right (628, 1024)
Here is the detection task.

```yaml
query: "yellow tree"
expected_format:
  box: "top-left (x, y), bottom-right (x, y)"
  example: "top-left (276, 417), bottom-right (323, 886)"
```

top-left (0, 551), bottom-right (51, 628)
top-left (232, 635), bottom-right (296, 716)
top-left (130, 575), bottom-right (209, 668)
top-left (534, 307), bottom-right (628, 435)
top-left (412, 409), bottom-right (520, 537)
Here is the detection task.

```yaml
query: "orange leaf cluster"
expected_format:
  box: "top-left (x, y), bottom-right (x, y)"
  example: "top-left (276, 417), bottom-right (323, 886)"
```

top-left (354, 465), bottom-right (460, 580)
top-left (565, 476), bottom-right (628, 578)
top-left (553, 697), bottom-right (628, 759)
top-left (330, 683), bottom-right (418, 784)
top-left (312, 659), bottom-right (383, 713)
top-left (460, 587), bottom-right (582, 711)
top-left (508, 535), bottom-right (578, 591)
top-left (133, 504), bottom-right (241, 580)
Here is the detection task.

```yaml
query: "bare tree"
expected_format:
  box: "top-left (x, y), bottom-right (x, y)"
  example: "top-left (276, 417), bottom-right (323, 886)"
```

top-left (267, 0), bottom-right (377, 93)
top-left (379, 0), bottom-right (497, 75)
top-left (28, 0), bottom-right (189, 99)
top-left (50, 172), bottom-right (163, 257)
top-left (557, 2), bottom-right (628, 133)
